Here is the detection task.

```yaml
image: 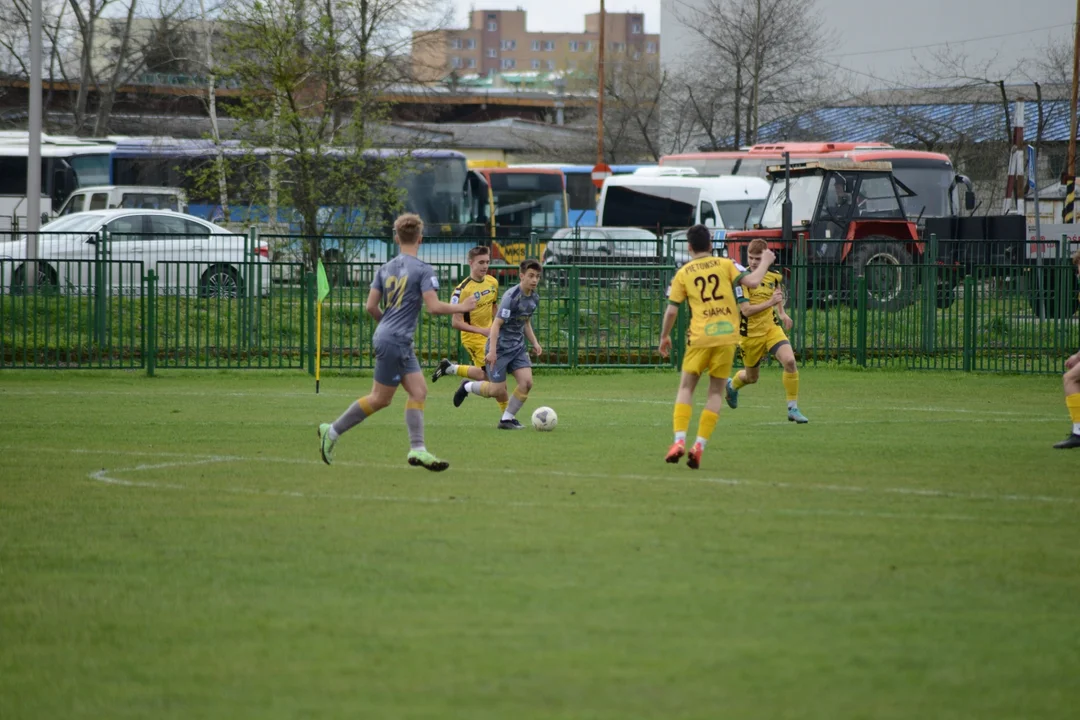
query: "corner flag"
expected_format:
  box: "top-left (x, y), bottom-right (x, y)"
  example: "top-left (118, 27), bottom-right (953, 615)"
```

top-left (315, 260), bottom-right (331, 393)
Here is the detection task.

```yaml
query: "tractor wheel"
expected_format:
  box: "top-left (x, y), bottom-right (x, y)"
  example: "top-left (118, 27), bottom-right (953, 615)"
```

top-left (849, 239), bottom-right (915, 311)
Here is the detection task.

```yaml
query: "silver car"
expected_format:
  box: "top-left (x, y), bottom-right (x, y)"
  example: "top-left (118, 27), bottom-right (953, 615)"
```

top-left (0, 209), bottom-right (269, 297)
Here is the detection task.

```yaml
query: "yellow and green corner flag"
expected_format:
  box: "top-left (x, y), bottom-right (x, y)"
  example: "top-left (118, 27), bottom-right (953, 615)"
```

top-left (315, 260), bottom-right (331, 393)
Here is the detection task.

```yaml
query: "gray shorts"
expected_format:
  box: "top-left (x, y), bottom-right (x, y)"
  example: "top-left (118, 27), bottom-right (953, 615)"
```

top-left (373, 339), bottom-right (421, 386)
top-left (487, 346), bottom-right (532, 383)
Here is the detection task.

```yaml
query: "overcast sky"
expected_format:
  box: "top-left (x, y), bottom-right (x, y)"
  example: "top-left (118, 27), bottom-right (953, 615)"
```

top-left (453, 0), bottom-right (1072, 86)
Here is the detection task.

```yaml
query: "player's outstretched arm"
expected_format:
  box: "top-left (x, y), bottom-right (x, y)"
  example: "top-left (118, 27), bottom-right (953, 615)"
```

top-left (740, 289), bottom-right (783, 318)
top-left (738, 249), bottom-right (776, 289)
top-left (485, 317), bottom-right (503, 365)
top-left (425, 290), bottom-right (475, 316)
top-left (524, 318), bottom-right (543, 356)
top-left (451, 313), bottom-right (489, 336)
top-left (658, 303), bottom-right (679, 357)
top-left (365, 288), bottom-right (383, 323)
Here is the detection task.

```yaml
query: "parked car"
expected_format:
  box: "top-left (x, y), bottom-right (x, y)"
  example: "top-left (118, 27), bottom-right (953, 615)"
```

top-left (0, 209), bottom-right (269, 297)
top-left (543, 227), bottom-right (688, 266)
top-left (55, 186), bottom-right (188, 217)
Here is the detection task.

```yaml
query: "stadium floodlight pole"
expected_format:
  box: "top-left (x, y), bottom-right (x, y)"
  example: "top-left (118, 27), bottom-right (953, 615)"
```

top-left (26, 0), bottom-right (43, 288)
top-left (597, 0), bottom-right (605, 164)
top-left (781, 151), bottom-right (792, 243)
top-left (1065, 0), bottom-right (1080, 223)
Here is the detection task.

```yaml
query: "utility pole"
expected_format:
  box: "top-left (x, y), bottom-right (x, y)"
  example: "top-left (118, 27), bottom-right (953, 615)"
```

top-left (27, 0), bottom-right (43, 288)
top-left (1064, 0), bottom-right (1080, 222)
top-left (597, 0), bottom-right (605, 164)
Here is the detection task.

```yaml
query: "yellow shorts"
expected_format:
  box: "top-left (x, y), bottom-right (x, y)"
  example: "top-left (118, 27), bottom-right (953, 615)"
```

top-left (681, 345), bottom-right (736, 379)
top-left (740, 326), bottom-right (791, 368)
top-left (461, 336), bottom-right (488, 368)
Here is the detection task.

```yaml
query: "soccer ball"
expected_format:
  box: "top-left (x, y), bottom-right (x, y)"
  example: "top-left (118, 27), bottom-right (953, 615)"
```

top-left (531, 406), bottom-right (557, 432)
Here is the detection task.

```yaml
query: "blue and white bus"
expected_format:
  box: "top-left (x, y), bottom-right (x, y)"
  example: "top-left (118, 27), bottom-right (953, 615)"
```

top-left (511, 163), bottom-right (653, 227)
top-left (110, 138), bottom-right (473, 236)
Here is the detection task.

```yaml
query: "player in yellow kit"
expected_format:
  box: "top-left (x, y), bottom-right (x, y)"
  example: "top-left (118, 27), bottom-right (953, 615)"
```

top-left (659, 225), bottom-right (776, 469)
top-left (725, 238), bottom-right (808, 423)
top-left (1053, 248), bottom-right (1080, 449)
top-left (430, 245), bottom-right (508, 413)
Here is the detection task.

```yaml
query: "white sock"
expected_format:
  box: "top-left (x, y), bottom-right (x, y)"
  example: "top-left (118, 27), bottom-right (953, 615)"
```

top-left (674, 431), bottom-right (686, 443)
top-left (787, 400), bottom-right (797, 410)
top-left (695, 436), bottom-right (707, 448)
top-left (501, 410), bottom-right (515, 421)
top-left (1073, 422), bottom-right (1080, 435)
top-left (447, 363), bottom-right (459, 374)
top-left (465, 381), bottom-right (478, 393)
top-left (328, 427), bottom-right (339, 441)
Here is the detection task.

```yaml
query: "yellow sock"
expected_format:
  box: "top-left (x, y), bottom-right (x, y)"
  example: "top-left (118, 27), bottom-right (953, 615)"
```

top-left (783, 371), bottom-right (799, 403)
top-left (673, 403), bottom-right (692, 441)
top-left (478, 381), bottom-right (493, 398)
top-left (405, 399), bottom-right (424, 411)
top-left (358, 396), bottom-right (377, 416)
top-left (731, 371), bottom-right (746, 390)
top-left (1067, 393), bottom-right (1080, 423)
top-left (498, 400), bottom-right (509, 412)
top-left (455, 365), bottom-right (472, 378)
top-left (695, 410), bottom-right (719, 446)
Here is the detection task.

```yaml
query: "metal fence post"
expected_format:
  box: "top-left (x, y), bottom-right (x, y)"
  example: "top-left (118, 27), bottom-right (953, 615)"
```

top-left (305, 270), bottom-right (316, 376)
top-left (94, 228), bottom-right (108, 347)
top-left (963, 274), bottom-right (975, 372)
top-left (569, 265), bottom-right (580, 368)
top-left (921, 233), bottom-right (938, 354)
top-left (794, 233), bottom-right (808, 354)
top-left (856, 275), bottom-right (868, 367)
top-left (146, 269), bottom-right (157, 377)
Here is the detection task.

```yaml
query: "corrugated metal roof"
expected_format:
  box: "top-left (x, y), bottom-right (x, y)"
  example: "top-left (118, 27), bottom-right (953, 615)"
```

top-left (755, 100), bottom-right (1073, 145)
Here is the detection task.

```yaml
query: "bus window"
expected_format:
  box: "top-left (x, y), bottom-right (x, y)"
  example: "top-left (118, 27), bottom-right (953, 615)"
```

top-left (602, 184), bottom-right (698, 229)
top-left (699, 201), bottom-right (717, 227)
top-left (566, 173), bottom-right (597, 214)
top-left (88, 193), bottom-right (108, 210)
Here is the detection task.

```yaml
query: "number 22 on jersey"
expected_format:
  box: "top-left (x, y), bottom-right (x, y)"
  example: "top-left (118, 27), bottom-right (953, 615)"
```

top-left (384, 275), bottom-right (408, 308)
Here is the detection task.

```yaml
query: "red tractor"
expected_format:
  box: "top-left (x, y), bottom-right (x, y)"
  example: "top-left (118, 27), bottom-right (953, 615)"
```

top-left (724, 160), bottom-right (929, 311)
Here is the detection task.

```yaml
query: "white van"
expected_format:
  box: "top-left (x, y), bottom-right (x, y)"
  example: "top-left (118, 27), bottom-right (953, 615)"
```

top-left (597, 172), bottom-right (769, 232)
top-left (56, 186), bottom-right (188, 217)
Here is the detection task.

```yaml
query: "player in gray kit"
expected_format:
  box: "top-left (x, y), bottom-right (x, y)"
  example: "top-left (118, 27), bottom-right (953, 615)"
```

top-left (454, 259), bottom-right (544, 429)
top-left (318, 214), bottom-right (476, 470)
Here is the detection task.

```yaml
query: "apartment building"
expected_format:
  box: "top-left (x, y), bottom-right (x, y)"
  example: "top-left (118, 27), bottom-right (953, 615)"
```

top-left (411, 10), bottom-right (659, 81)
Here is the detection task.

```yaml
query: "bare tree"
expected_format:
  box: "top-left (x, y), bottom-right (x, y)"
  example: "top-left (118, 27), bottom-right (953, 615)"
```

top-left (672, 0), bottom-right (831, 149)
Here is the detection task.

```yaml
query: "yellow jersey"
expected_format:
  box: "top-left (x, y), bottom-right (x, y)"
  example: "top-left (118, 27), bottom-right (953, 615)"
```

top-left (450, 274), bottom-right (499, 341)
top-left (739, 269), bottom-right (784, 338)
top-left (667, 256), bottom-right (746, 348)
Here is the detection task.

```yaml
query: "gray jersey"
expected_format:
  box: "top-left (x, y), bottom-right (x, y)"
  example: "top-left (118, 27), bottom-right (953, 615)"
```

top-left (494, 284), bottom-right (539, 354)
top-left (370, 254), bottom-right (439, 344)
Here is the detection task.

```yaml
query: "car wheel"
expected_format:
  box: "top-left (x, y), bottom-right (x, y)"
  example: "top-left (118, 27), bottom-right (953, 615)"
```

top-left (200, 265), bottom-right (242, 299)
top-left (11, 261), bottom-right (58, 295)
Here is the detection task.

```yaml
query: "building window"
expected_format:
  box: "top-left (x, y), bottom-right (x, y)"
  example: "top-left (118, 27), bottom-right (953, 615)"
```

top-left (501, 39), bottom-right (516, 50)
top-left (546, 60), bottom-right (555, 70)
top-left (487, 20), bottom-right (497, 31)
top-left (646, 41), bottom-right (657, 54)
top-left (451, 57), bottom-right (461, 68)
top-left (486, 48), bottom-right (497, 58)
top-left (585, 41), bottom-right (594, 51)
top-left (467, 58), bottom-right (477, 68)
top-left (451, 38), bottom-right (462, 49)
top-left (568, 40), bottom-right (579, 52)
top-left (531, 40), bottom-right (540, 51)
top-left (632, 51), bottom-right (641, 60)
top-left (466, 39), bottom-right (476, 49)
top-left (610, 42), bottom-right (625, 52)
top-left (632, 22), bottom-right (642, 34)
top-left (501, 58), bottom-right (516, 69)
top-left (531, 59), bottom-right (541, 69)
top-left (543, 40), bottom-right (555, 51)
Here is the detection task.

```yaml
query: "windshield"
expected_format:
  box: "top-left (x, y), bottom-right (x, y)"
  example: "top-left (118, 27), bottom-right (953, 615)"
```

top-left (400, 156), bottom-right (469, 226)
top-left (760, 175), bottom-right (822, 228)
top-left (41, 213), bottom-right (105, 232)
top-left (892, 167), bottom-right (950, 218)
top-left (67, 154), bottom-right (112, 188)
top-left (718, 200), bottom-right (766, 230)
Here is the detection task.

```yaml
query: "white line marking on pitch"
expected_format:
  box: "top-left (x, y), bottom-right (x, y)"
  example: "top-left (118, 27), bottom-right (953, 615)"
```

top-left (87, 457), bottom-right (1056, 525)
top-left (39, 445), bottom-right (1074, 508)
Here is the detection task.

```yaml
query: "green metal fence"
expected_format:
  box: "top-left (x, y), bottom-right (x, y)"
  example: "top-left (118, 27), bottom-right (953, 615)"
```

top-left (1, 235), bottom-right (1077, 374)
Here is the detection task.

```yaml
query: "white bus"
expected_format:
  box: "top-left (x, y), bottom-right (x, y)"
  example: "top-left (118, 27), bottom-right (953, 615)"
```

top-left (597, 170), bottom-right (770, 233)
top-left (0, 132), bottom-right (115, 233)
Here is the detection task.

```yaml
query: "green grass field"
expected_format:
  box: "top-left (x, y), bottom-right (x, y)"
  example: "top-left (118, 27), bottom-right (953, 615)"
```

top-left (2, 367), bottom-right (1079, 719)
